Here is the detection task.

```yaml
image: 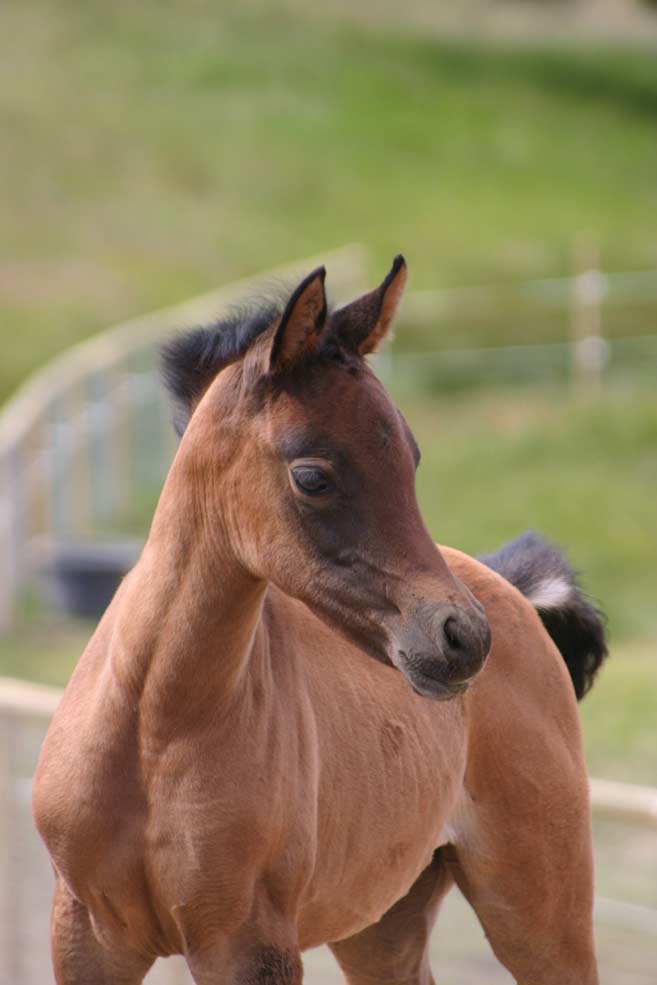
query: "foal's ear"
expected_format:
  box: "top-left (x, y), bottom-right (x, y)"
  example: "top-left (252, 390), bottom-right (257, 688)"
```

top-left (270, 266), bottom-right (328, 373)
top-left (332, 254), bottom-right (407, 355)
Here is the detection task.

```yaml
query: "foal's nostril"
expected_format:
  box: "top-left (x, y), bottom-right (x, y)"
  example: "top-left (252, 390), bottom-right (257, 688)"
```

top-left (443, 616), bottom-right (463, 651)
top-left (440, 608), bottom-right (491, 684)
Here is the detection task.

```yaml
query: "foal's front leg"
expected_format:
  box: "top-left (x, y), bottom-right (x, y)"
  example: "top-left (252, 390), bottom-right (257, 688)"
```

top-left (445, 818), bottom-right (598, 985)
top-left (51, 877), bottom-right (154, 985)
top-left (445, 732), bottom-right (599, 983)
top-left (328, 853), bottom-right (453, 985)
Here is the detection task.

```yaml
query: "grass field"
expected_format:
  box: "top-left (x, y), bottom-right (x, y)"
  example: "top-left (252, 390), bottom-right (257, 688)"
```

top-left (1, 2), bottom-right (655, 786)
top-left (402, 384), bottom-right (657, 642)
top-left (3, 0), bottom-right (657, 401)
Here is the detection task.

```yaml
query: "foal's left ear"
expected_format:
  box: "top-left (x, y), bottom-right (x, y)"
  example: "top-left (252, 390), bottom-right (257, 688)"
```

top-left (332, 254), bottom-right (408, 355)
top-left (270, 266), bottom-right (328, 373)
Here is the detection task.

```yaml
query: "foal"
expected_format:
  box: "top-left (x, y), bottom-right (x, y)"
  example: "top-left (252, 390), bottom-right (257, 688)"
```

top-left (34, 257), bottom-right (606, 984)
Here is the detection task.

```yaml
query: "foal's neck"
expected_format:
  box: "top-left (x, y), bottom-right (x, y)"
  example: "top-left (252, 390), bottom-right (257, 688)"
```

top-left (113, 448), bottom-right (267, 723)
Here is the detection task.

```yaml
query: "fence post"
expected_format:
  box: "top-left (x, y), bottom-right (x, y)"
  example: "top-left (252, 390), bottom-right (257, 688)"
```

top-left (0, 710), bottom-right (18, 983)
top-left (0, 245), bottom-right (369, 627)
top-left (0, 709), bottom-right (10, 980)
top-left (0, 446), bottom-right (23, 632)
top-left (571, 239), bottom-right (609, 391)
top-left (0, 463), bottom-right (14, 631)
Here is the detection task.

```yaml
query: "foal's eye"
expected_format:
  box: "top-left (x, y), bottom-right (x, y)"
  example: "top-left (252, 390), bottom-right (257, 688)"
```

top-left (291, 466), bottom-right (332, 496)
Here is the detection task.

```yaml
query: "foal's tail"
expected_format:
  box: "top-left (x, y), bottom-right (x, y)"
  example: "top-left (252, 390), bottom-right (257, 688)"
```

top-left (479, 531), bottom-right (607, 700)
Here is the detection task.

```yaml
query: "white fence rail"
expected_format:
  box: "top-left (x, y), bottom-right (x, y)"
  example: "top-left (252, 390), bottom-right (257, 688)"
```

top-left (397, 264), bottom-right (657, 393)
top-left (0, 245), bottom-right (369, 633)
top-left (2, 252), bottom-right (657, 633)
top-left (1, 677), bottom-right (655, 985)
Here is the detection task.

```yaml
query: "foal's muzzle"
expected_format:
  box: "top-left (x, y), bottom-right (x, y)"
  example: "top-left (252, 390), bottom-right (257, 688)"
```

top-left (393, 599), bottom-right (491, 701)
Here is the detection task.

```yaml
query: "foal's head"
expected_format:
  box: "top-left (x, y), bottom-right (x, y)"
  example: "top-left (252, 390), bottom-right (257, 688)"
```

top-left (162, 257), bottom-right (490, 699)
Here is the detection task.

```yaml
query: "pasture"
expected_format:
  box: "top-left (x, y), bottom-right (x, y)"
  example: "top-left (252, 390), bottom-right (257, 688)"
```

top-left (1, 3), bottom-right (656, 978)
top-left (3, 1), bottom-right (657, 400)
top-left (4, 0), bottom-right (656, 644)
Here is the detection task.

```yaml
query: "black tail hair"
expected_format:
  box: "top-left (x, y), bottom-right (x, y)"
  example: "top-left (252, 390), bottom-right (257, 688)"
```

top-left (479, 531), bottom-right (607, 700)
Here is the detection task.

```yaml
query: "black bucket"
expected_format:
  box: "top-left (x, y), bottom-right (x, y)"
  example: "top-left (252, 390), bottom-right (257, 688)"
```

top-left (39, 541), bottom-right (143, 620)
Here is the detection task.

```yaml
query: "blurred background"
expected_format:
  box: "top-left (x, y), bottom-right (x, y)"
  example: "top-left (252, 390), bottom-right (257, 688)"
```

top-left (0, 1), bottom-right (655, 983)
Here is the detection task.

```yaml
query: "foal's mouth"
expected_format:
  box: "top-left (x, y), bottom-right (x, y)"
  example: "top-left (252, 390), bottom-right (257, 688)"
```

top-left (407, 672), bottom-right (469, 702)
top-left (396, 651), bottom-right (471, 702)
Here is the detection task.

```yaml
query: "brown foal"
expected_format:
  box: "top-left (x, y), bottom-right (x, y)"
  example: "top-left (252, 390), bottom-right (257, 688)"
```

top-left (34, 257), bottom-right (606, 984)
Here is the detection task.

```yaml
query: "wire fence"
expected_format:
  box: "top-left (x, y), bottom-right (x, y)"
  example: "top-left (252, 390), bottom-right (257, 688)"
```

top-left (1, 252), bottom-right (656, 982)
top-left (0, 248), bottom-right (655, 632)
top-left (393, 263), bottom-right (657, 393)
top-left (377, 331), bottom-right (657, 395)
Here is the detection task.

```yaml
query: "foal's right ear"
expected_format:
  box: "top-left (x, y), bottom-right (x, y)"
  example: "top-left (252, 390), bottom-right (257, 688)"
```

top-left (270, 267), bottom-right (328, 373)
top-left (332, 255), bottom-right (407, 356)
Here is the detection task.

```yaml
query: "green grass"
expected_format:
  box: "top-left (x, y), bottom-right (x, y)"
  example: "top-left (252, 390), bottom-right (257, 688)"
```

top-left (401, 383), bottom-right (657, 642)
top-left (1, 2), bottom-right (655, 784)
top-left (403, 383), bottom-right (657, 785)
top-left (2, 1), bottom-right (657, 400)
top-left (0, 620), bottom-right (91, 689)
top-left (581, 638), bottom-right (657, 785)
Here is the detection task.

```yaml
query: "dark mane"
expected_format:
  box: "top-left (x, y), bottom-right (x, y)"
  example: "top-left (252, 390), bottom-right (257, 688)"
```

top-left (161, 295), bottom-right (284, 435)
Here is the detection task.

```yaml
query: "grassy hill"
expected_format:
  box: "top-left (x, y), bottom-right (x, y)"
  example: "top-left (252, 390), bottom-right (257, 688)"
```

top-left (2, 0), bottom-right (657, 401)
top-left (1, 2), bottom-right (655, 781)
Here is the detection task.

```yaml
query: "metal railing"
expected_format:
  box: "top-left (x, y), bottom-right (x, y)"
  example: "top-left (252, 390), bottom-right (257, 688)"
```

top-left (396, 264), bottom-right (657, 393)
top-left (0, 245), bottom-right (369, 633)
top-left (3, 253), bottom-right (657, 633)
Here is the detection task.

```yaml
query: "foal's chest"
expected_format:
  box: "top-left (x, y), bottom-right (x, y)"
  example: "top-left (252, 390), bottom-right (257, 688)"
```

top-left (295, 697), bottom-right (467, 947)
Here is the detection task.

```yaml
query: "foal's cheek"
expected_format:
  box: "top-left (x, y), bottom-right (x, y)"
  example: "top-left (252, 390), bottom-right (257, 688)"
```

top-left (298, 502), bottom-right (367, 568)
